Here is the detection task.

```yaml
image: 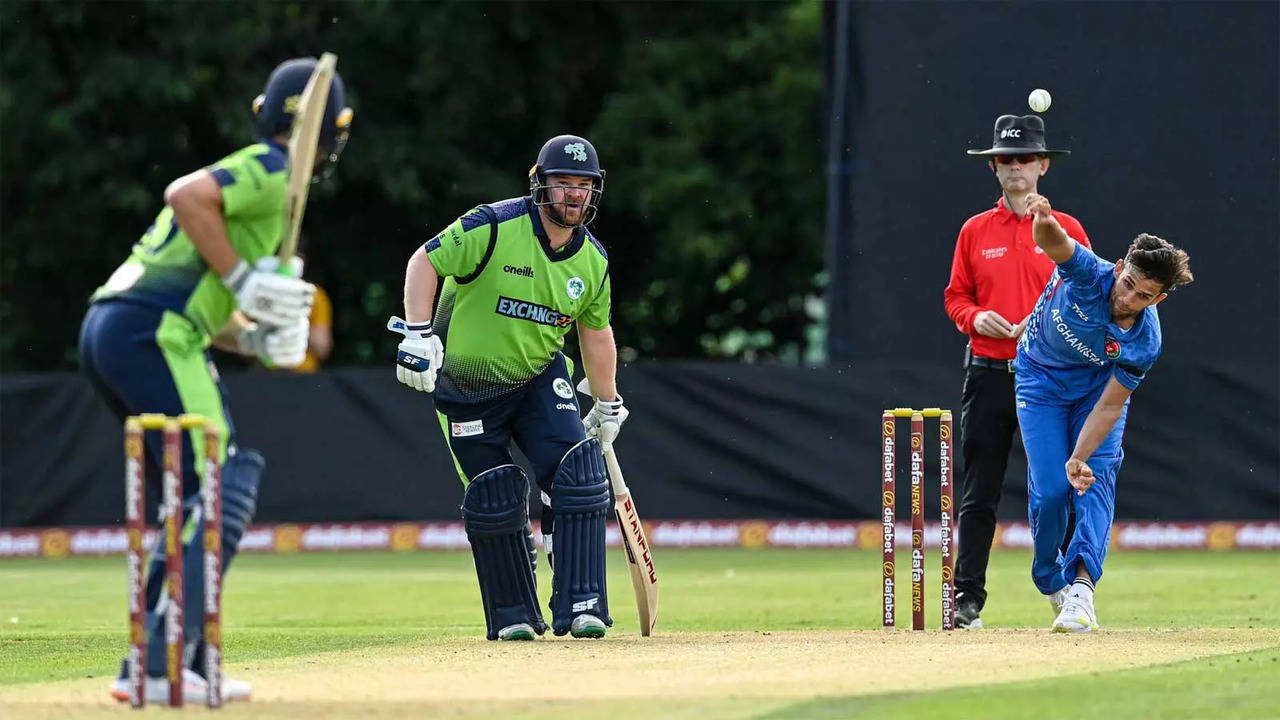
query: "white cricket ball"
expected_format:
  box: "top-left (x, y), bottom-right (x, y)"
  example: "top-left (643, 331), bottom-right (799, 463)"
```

top-left (1028, 88), bottom-right (1052, 113)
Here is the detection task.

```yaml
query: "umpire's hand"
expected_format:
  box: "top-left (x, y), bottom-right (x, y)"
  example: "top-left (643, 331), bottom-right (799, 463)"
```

top-left (974, 310), bottom-right (1017, 338)
top-left (387, 316), bottom-right (444, 392)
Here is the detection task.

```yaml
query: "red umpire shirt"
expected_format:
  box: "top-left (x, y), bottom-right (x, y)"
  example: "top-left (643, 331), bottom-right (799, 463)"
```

top-left (944, 197), bottom-right (1090, 360)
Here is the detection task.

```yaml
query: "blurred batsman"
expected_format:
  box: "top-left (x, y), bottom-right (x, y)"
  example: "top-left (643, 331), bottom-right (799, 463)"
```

top-left (1015, 193), bottom-right (1193, 633)
top-left (390, 135), bottom-right (624, 640)
top-left (80, 57), bottom-right (353, 703)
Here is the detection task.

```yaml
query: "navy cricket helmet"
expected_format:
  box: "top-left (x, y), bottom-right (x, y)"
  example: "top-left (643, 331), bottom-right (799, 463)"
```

top-left (528, 134), bottom-right (606, 227)
top-left (252, 57), bottom-right (354, 175)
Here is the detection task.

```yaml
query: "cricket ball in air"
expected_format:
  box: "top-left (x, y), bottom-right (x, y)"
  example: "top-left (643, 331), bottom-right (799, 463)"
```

top-left (1028, 88), bottom-right (1052, 113)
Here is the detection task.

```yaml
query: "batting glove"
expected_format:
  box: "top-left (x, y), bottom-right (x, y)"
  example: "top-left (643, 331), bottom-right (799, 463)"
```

top-left (222, 258), bottom-right (314, 327)
top-left (387, 316), bottom-right (444, 393)
top-left (238, 317), bottom-right (309, 369)
top-left (583, 394), bottom-right (629, 449)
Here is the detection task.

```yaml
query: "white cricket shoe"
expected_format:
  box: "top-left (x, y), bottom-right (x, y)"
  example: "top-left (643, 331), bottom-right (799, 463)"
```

top-left (1051, 592), bottom-right (1099, 633)
top-left (216, 674), bottom-right (253, 702)
top-left (1048, 588), bottom-right (1070, 617)
top-left (570, 614), bottom-right (607, 639)
top-left (109, 666), bottom-right (251, 704)
top-left (498, 622), bottom-right (537, 641)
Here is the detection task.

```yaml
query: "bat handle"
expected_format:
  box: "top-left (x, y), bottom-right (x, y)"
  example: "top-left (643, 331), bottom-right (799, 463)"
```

top-left (602, 446), bottom-right (628, 495)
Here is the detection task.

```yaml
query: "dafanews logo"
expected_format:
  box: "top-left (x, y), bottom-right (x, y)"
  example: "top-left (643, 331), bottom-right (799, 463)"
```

top-left (495, 296), bottom-right (573, 328)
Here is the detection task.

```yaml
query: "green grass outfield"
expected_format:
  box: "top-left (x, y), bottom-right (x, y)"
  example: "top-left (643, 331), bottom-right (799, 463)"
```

top-left (1, 548), bottom-right (1278, 718)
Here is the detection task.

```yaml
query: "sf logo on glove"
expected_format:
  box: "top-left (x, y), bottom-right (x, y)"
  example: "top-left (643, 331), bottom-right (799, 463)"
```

top-left (388, 316), bottom-right (444, 393)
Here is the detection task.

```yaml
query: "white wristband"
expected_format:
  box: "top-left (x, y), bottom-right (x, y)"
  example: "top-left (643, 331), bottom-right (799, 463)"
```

top-left (221, 259), bottom-right (250, 291)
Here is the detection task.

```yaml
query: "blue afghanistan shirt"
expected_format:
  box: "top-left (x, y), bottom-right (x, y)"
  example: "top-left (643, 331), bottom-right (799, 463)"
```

top-left (1014, 242), bottom-right (1162, 403)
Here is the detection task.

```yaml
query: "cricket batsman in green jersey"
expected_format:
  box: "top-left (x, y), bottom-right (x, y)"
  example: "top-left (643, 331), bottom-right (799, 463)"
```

top-left (81, 58), bottom-right (353, 704)
top-left (389, 135), bottom-right (626, 641)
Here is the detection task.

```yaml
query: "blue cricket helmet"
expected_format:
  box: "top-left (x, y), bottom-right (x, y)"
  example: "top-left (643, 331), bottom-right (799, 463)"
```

top-left (252, 57), bottom-right (354, 171)
top-left (528, 134), bottom-right (606, 227)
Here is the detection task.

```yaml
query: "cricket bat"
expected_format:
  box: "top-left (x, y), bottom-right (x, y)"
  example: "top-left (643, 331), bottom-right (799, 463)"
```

top-left (278, 52), bottom-right (338, 265)
top-left (576, 377), bottom-right (658, 636)
top-left (605, 443), bottom-right (659, 635)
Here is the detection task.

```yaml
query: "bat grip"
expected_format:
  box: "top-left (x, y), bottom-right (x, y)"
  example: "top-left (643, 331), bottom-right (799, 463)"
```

top-left (603, 447), bottom-right (629, 495)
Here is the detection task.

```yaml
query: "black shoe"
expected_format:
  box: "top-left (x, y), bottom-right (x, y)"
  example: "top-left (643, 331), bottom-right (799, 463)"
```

top-left (955, 599), bottom-right (983, 629)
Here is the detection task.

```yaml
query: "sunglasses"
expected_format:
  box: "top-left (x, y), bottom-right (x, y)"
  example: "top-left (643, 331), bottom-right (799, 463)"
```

top-left (993, 154), bottom-right (1045, 165)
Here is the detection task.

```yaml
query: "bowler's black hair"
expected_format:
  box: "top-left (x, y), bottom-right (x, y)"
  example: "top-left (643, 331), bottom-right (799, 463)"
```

top-left (1124, 234), bottom-right (1194, 292)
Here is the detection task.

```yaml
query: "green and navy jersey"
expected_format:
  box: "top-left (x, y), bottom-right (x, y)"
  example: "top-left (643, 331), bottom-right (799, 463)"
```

top-left (426, 196), bottom-right (611, 406)
top-left (91, 140), bottom-right (288, 350)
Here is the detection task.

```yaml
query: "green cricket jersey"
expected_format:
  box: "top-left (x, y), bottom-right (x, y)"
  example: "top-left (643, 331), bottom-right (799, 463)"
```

top-left (426, 196), bottom-right (611, 406)
top-left (91, 140), bottom-right (289, 351)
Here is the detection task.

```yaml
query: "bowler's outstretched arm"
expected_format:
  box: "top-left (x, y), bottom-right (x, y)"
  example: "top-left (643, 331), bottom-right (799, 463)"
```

top-left (1066, 376), bottom-right (1133, 494)
top-left (1026, 193), bottom-right (1077, 264)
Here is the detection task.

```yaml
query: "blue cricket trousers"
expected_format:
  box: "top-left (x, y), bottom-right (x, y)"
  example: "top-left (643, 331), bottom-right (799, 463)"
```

top-left (1015, 379), bottom-right (1127, 594)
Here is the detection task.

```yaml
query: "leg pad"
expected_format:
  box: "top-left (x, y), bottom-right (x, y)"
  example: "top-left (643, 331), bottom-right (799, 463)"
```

top-left (463, 465), bottom-right (548, 640)
top-left (549, 439), bottom-right (612, 635)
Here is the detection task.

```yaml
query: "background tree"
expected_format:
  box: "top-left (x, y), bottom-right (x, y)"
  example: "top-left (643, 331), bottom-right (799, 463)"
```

top-left (0, 1), bottom-right (822, 371)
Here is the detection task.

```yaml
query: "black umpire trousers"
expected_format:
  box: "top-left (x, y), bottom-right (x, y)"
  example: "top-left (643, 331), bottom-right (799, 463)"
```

top-left (956, 361), bottom-right (1017, 611)
top-left (957, 356), bottom-right (1071, 612)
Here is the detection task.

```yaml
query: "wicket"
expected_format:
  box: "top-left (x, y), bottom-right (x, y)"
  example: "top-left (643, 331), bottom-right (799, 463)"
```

top-left (881, 408), bottom-right (955, 631)
top-left (124, 413), bottom-right (223, 709)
